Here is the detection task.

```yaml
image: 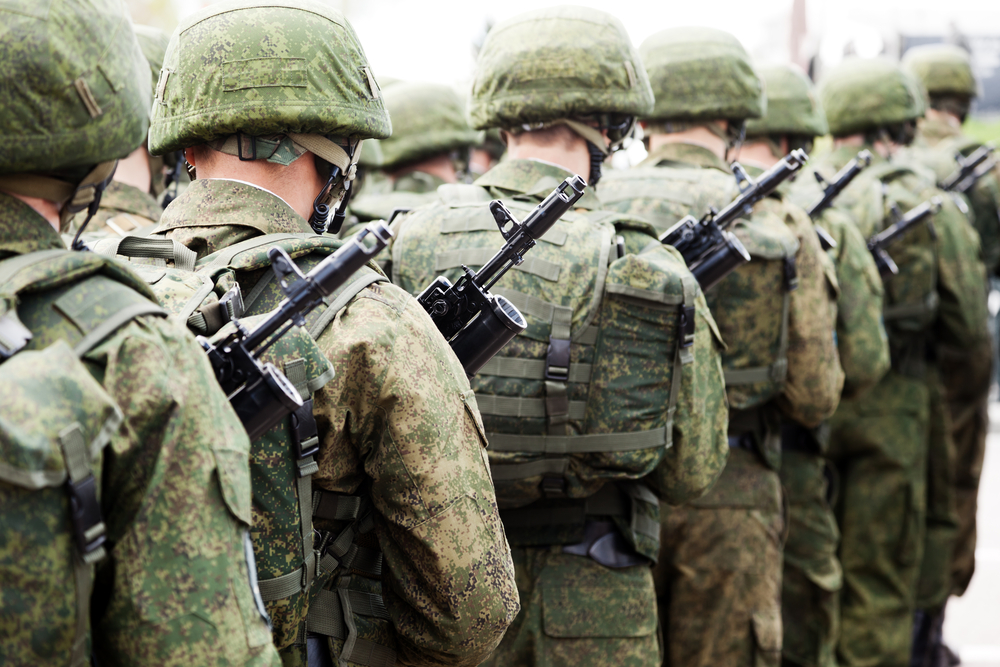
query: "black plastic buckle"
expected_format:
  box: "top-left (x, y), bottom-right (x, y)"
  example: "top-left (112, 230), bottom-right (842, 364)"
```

top-left (290, 399), bottom-right (320, 463)
top-left (236, 131), bottom-right (257, 161)
top-left (679, 305), bottom-right (696, 348)
top-left (544, 338), bottom-right (571, 381)
top-left (67, 474), bottom-right (106, 557)
top-left (541, 476), bottom-right (567, 498)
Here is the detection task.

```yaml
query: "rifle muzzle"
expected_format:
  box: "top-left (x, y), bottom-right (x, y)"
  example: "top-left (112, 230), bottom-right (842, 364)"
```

top-left (449, 294), bottom-right (527, 377)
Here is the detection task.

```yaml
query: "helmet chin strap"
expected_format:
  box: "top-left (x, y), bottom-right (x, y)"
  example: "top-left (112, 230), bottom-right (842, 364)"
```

top-left (585, 140), bottom-right (605, 186)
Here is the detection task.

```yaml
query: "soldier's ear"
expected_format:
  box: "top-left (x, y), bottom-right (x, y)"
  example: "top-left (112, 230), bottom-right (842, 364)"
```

top-left (184, 147), bottom-right (199, 168)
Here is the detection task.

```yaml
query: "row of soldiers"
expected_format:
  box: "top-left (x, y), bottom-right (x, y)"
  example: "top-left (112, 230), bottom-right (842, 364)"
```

top-left (0, 2), bottom-right (994, 667)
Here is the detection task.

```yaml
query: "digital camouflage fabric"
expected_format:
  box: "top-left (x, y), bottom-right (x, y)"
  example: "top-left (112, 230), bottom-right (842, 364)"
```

top-left (745, 64), bottom-right (828, 139)
top-left (349, 173), bottom-right (449, 226)
top-left (902, 44), bottom-right (978, 99)
top-left (795, 144), bottom-right (989, 667)
top-left (0, 0), bottom-right (152, 175)
top-left (0, 193), bottom-right (280, 666)
top-left (154, 178), bottom-right (519, 667)
top-left (819, 58), bottom-right (926, 137)
top-left (391, 157), bottom-right (729, 666)
top-left (639, 26), bottom-right (764, 121)
top-left (468, 6), bottom-right (654, 130)
top-left (148, 0), bottom-right (392, 155)
top-left (133, 25), bottom-right (169, 94)
top-left (69, 180), bottom-right (162, 241)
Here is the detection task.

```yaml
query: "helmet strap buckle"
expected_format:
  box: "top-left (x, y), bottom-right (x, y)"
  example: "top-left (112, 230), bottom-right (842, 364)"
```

top-left (236, 131), bottom-right (258, 161)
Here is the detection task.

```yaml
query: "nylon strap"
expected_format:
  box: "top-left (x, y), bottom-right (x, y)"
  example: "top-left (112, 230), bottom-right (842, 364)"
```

top-left (71, 554), bottom-right (92, 667)
top-left (307, 584), bottom-right (396, 667)
top-left (439, 216), bottom-right (570, 246)
top-left (883, 291), bottom-right (940, 321)
top-left (94, 236), bottom-right (197, 272)
top-left (487, 427), bottom-right (667, 454)
top-left (723, 289), bottom-right (790, 386)
top-left (257, 550), bottom-right (317, 601)
top-left (435, 248), bottom-right (562, 282)
top-left (477, 356), bottom-right (593, 383)
top-left (72, 301), bottom-right (166, 357)
top-left (312, 491), bottom-right (362, 522)
top-left (474, 394), bottom-right (587, 420)
top-left (306, 272), bottom-right (386, 340)
top-left (606, 283), bottom-right (685, 307)
top-left (490, 458), bottom-right (569, 481)
top-left (0, 173), bottom-right (76, 204)
top-left (242, 270), bottom-right (274, 313)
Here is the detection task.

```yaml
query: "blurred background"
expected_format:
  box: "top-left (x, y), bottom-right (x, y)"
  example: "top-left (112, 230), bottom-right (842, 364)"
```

top-left (126, 0), bottom-right (1000, 663)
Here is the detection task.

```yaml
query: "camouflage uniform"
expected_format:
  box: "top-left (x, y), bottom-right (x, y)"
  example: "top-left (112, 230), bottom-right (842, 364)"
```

top-left (0, 1), bottom-right (279, 664)
top-left (746, 64), bottom-right (891, 667)
top-left (599, 29), bottom-right (844, 667)
top-left (146, 3), bottom-right (519, 665)
top-left (392, 9), bottom-right (730, 666)
top-left (797, 57), bottom-right (990, 667)
top-left (901, 44), bottom-right (998, 604)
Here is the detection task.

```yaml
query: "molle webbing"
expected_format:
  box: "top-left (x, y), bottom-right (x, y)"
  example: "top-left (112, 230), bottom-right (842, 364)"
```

top-left (435, 247), bottom-right (562, 281)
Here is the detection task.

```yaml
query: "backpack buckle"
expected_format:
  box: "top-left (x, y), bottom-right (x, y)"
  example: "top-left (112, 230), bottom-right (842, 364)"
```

top-left (291, 399), bottom-right (320, 464)
top-left (678, 305), bottom-right (696, 348)
top-left (67, 474), bottom-right (107, 559)
top-left (545, 338), bottom-right (571, 381)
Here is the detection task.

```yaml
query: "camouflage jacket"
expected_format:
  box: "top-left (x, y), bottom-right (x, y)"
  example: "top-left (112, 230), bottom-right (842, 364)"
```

top-left (349, 171), bottom-right (447, 224)
top-left (905, 115), bottom-right (1000, 274)
top-left (600, 142), bottom-right (843, 439)
top-left (798, 145), bottom-right (990, 372)
top-left (390, 158), bottom-right (730, 510)
top-left (155, 178), bottom-right (519, 667)
top-left (0, 192), bottom-right (280, 666)
top-left (70, 180), bottom-right (162, 240)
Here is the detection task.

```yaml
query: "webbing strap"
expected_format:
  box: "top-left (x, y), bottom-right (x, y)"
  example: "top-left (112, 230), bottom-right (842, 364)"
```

top-left (439, 217), bottom-right (570, 245)
top-left (487, 427), bottom-right (667, 454)
top-left (308, 586), bottom-right (396, 667)
top-left (257, 550), bottom-right (316, 601)
top-left (723, 289), bottom-right (790, 386)
top-left (883, 291), bottom-right (939, 322)
top-left (306, 272), bottom-right (385, 340)
top-left (605, 283), bottom-right (685, 307)
top-left (70, 555), bottom-right (92, 667)
top-left (242, 270), bottom-right (274, 313)
top-left (475, 394), bottom-right (586, 420)
top-left (490, 458), bottom-right (569, 481)
top-left (72, 301), bottom-right (166, 357)
top-left (196, 233), bottom-right (316, 275)
top-left (312, 491), bottom-right (362, 522)
top-left (435, 248), bottom-right (562, 281)
top-left (478, 356), bottom-right (593, 383)
top-left (95, 236), bottom-right (197, 272)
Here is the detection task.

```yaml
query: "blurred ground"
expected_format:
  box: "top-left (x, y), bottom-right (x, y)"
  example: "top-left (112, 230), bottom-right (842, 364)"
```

top-left (943, 402), bottom-right (1000, 667)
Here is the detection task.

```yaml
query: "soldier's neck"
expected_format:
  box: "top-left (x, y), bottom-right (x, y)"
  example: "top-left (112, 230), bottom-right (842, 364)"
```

top-left (504, 132), bottom-right (592, 182)
top-left (735, 140), bottom-right (782, 169)
top-left (114, 145), bottom-right (153, 193)
top-left (2, 191), bottom-right (60, 231)
top-left (647, 126), bottom-right (727, 160)
top-left (388, 153), bottom-right (457, 184)
top-left (924, 108), bottom-right (963, 130)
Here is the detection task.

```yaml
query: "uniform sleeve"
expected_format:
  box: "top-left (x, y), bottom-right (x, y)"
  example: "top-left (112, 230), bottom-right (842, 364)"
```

top-left (317, 283), bottom-right (519, 667)
top-left (774, 202), bottom-right (845, 427)
top-left (824, 209), bottom-right (890, 398)
top-left (91, 316), bottom-right (279, 666)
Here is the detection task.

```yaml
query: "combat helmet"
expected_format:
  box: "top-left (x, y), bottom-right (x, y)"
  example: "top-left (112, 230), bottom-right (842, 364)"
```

top-left (902, 44), bottom-right (978, 120)
top-left (0, 0), bottom-right (152, 232)
top-left (819, 58), bottom-right (926, 138)
top-left (378, 81), bottom-right (483, 171)
top-left (469, 5), bottom-right (654, 184)
top-left (746, 64), bottom-right (827, 138)
top-left (148, 0), bottom-right (392, 232)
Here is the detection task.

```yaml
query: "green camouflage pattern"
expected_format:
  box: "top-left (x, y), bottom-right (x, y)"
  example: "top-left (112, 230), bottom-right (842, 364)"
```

top-left (155, 178), bottom-right (519, 666)
top-left (468, 6), bottom-right (653, 130)
top-left (655, 449), bottom-right (784, 667)
top-left (779, 450), bottom-right (842, 667)
top-left (349, 173), bottom-right (447, 224)
top-left (69, 180), bottom-right (162, 241)
top-left (902, 44), bottom-right (978, 98)
top-left (133, 25), bottom-right (170, 94)
top-left (377, 81), bottom-right (482, 168)
top-left (0, 0), bottom-right (152, 175)
top-left (818, 58), bottom-right (927, 137)
top-left (149, 0), bottom-right (391, 155)
top-left (638, 27), bottom-right (764, 122)
top-left (0, 193), bottom-right (280, 666)
top-left (745, 64), bottom-right (828, 138)
top-left (479, 547), bottom-right (659, 667)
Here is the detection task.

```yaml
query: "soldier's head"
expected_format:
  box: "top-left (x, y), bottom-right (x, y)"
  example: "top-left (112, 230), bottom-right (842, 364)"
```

top-left (373, 81), bottom-right (483, 185)
top-left (468, 5), bottom-right (653, 185)
top-left (0, 0), bottom-right (151, 235)
top-left (148, 0), bottom-right (391, 233)
top-left (741, 63), bottom-right (827, 167)
top-left (639, 27), bottom-right (764, 160)
top-left (902, 44), bottom-right (978, 124)
top-left (819, 58), bottom-right (926, 154)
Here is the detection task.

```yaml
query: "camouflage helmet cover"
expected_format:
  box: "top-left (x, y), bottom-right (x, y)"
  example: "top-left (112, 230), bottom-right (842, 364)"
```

top-left (148, 0), bottom-right (392, 155)
top-left (133, 24), bottom-right (170, 96)
top-left (640, 26), bottom-right (765, 122)
top-left (820, 57), bottom-right (927, 136)
top-left (745, 63), bottom-right (828, 138)
top-left (468, 5), bottom-right (654, 130)
top-left (901, 44), bottom-right (978, 98)
top-left (0, 0), bottom-right (152, 175)
top-left (379, 81), bottom-right (484, 169)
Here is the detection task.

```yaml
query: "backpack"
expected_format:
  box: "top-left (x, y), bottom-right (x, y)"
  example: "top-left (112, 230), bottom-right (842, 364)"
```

top-left (391, 186), bottom-right (706, 560)
top-left (0, 249), bottom-right (165, 667)
top-left (91, 233), bottom-right (393, 663)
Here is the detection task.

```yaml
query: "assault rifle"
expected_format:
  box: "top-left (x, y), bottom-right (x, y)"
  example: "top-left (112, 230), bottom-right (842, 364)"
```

top-left (200, 221), bottom-right (392, 440)
top-left (659, 148), bottom-right (809, 290)
top-left (868, 197), bottom-right (942, 278)
top-left (417, 175), bottom-right (587, 376)
top-left (807, 150), bottom-right (873, 250)
top-left (939, 144), bottom-right (996, 194)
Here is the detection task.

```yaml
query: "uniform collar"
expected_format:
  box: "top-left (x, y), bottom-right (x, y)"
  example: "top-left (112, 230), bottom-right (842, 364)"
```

top-left (0, 192), bottom-right (68, 258)
top-left (640, 142), bottom-right (732, 173)
top-left (473, 158), bottom-right (604, 211)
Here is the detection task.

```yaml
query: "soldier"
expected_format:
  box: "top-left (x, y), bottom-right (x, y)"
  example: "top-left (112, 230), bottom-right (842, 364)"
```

top-left (0, 0), bottom-right (280, 664)
top-left (900, 46), bottom-right (997, 664)
top-left (794, 57), bottom-right (989, 667)
top-left (742, 63), bottom-right (891, 667)
top-left (390, 7), bottom-right (730, 665)
top-left (70, 25), bottom-right (173, 241)
top-left (145, 1), bottom-right (519, 665)
top-left (350, 81), bottom-right (484, 224)
top-left (599, 28), bottom-right (843, 667)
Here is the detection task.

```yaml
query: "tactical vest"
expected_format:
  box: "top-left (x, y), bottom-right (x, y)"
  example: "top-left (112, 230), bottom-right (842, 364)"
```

top-left (92, 234), bottom-right (395, 667)
top-left (0, 250), bottom-right (166, 667)
top-left (392, 187), bottom-right (704, 561)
